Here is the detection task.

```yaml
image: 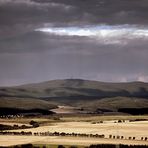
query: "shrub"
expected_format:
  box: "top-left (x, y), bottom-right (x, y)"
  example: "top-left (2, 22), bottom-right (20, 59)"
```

top-left (29, 120), bottom-right (39, 128)
top-left (58, 145), bottom-right (65, 148)
top-left (118, 120), bottom-right (122, 123)
top-left (70, 146), bottom-right (77, 148)
top-left (21, 144), bottom-right (33, 148)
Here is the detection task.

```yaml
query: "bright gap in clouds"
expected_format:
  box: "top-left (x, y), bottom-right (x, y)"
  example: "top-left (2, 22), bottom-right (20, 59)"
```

top-left (35, 25), bottom-right (148, 44)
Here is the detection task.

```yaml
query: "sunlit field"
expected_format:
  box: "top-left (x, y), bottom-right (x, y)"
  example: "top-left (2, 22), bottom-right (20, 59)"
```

top-left (0, 115), bottom-right (148, 147)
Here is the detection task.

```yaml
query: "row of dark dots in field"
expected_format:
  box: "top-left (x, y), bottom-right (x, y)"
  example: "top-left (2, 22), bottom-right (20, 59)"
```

top-left (0, 131), bottom-right (147, 141)
top-left (109, 135), bottom-right (148, 141)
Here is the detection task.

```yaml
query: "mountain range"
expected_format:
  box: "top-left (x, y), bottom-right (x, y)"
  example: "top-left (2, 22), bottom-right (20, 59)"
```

top-left (0, 79), bottom-right (148, 114)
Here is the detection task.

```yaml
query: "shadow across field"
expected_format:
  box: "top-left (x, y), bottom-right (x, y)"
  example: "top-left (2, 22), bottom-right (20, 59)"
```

top-left (0, 107), bottom-right (55, 116)
top-left (1, 143), bottom-right (148, 148)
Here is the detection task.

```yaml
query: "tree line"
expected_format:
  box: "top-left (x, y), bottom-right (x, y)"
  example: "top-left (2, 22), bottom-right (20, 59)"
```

top-left (0, 131), bottom-right (147, 141)
top-left (0, 131), bottom-right (104, 138)
top-left (0, 121), bottom-right (39, 130)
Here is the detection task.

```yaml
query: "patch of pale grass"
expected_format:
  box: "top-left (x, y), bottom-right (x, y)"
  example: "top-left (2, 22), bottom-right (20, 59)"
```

top-left (0, 135), bottom-right (148, 147)
top-left (61, 115), bottom-right (148, 122)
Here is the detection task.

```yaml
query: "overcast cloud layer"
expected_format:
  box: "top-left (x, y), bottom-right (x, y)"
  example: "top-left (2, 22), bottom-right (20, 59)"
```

top-left (0, 0), bottom-right (148, 86)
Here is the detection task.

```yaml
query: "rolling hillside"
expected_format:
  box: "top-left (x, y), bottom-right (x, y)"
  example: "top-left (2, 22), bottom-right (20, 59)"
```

top-left (0, 79), bottom-right (148, 114)
top-left (0, 97), bottom-right (56, 110)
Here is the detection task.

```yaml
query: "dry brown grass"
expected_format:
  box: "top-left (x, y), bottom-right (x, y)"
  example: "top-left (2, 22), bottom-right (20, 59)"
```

top-left (0, 135), bottom-right (148, 147)
top-left (0, 115), bottom-right (148, 146)
top-left (61, 115), bottom-right (148, 122)
top-left (10, 120), bottom-right (148, 139)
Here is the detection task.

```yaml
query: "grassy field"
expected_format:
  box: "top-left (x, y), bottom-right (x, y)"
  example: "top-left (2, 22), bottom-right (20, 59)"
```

top-left (61, 115), bottom-right (148, 122)
top-left (0, 135), bottom-right (148, 147)
top-left (1, 114), bottom-right (148, 125)
top-left (0, 116), bottom-right (60, 126)
top-left (0, 115), bottom-right (148, 146)
top-left (8, 120), bottom-right (148, 140)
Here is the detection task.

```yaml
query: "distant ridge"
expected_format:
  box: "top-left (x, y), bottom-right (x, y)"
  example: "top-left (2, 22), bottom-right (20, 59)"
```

top-left (0, 79), bottom-right (148, 114)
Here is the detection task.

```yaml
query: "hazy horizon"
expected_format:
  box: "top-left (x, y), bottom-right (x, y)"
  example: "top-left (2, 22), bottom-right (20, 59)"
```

top-left (0, 78), bottom-right (147, 87)
top-left (0, 0), bottom-right (148, 86)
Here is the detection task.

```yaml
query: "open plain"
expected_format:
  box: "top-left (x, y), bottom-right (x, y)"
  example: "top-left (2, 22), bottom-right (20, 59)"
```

top-left (0, 115), bottom-right (148, 147)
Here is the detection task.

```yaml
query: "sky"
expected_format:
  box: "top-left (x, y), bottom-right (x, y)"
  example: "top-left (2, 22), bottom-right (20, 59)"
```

top-left (0, 0), bottom-right (148, 86)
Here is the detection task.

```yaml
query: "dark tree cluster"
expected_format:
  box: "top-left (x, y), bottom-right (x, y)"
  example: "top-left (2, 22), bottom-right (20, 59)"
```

top-left (0, 131), bottom-right (104, 138)
top-left (29, 120), bottom-right (39, 128)
top-left (33, 131), bottom-right (105, 138)
top-left (118, 108), bottom-right (148, 115)
top-left (0, 124), bottom-right (32, 130)
top-left (0, 131), bottom-right (32, 136)
top-left (0, 107), bottom-right (54, 116)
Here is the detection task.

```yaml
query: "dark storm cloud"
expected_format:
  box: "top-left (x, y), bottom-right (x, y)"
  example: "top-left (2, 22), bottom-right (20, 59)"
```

top-left (0, 29), bottom-right (148, 85)
top-left (0, 28), bottom-right (148, 54)
top-left (0, 0), bottom-right (77, 39)
top-left (1, 0), bottom-right (148, 39)
top-left (33, 0), bottom-right (148, 25)
top-left (0, 0), bottom-right (148, 85)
